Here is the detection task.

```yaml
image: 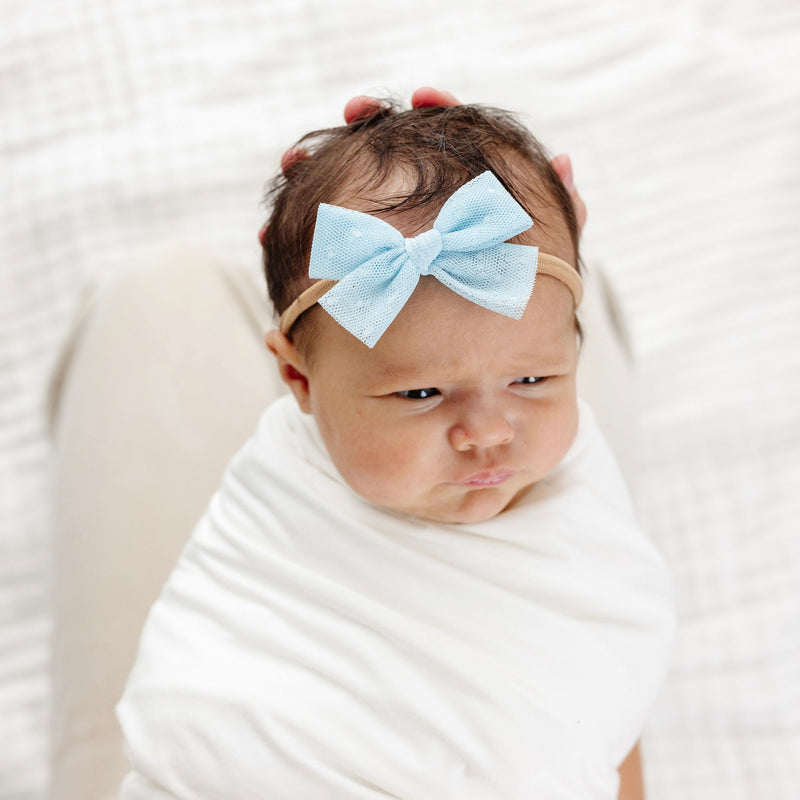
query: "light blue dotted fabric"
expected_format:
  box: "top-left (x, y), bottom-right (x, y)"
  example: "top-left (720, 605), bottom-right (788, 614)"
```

top-left (308, 171), bottom-right (539, 347)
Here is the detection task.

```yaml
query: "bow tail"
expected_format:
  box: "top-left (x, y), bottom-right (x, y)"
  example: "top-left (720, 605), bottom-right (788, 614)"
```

top-left (318, 257), bottom-right (420, 348)
top-left (432, 244), bottom-right (538, 320)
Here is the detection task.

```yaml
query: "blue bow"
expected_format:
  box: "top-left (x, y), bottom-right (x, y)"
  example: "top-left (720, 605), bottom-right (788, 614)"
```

top-left (309, 170), bottom-right (538, 347)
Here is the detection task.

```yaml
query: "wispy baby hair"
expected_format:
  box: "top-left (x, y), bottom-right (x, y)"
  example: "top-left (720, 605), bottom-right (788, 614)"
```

top-left (261, 103), bottom-right (582, 339)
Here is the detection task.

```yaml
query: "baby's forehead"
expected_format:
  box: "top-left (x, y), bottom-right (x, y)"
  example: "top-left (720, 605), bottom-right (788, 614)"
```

top-left (338, 276), bottom-right (578, 382)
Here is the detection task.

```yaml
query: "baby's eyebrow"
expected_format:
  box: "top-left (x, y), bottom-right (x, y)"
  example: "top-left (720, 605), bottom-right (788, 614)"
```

top-left (366, 363), bottom-right (439, 388)
top-left (510, 351), bottom-right (574, 371)
top-left (366, 350), bottom-right (572, 390)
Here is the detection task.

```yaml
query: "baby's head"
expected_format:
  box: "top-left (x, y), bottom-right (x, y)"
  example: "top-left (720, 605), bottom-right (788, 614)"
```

top-left (262, 104), bottom-right (584, 524)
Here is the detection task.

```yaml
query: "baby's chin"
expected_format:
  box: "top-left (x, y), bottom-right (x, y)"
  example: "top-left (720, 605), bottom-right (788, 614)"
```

top-left (403, 485), bottom-right (527, 525)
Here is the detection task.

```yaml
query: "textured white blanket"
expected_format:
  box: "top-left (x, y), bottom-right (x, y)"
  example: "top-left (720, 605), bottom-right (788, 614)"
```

top-left (116, 396), bottom-right (676, 799)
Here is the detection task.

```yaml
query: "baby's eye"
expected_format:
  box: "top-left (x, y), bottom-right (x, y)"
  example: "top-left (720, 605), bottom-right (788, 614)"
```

top-left (512, 376), bottom-right (546, 385)
top-left (395, 388), bottom-right (441, 400)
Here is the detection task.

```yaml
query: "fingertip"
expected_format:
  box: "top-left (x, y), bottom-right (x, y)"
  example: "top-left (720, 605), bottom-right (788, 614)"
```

top-left (551, 153), bottom-right (586, 232)
top-left (411, 86), bottom-right (460, 108)
top-left (281, 146), bottom-right (307, 174)
top-left (551, 153), bottom-right (575, 192)
top-left (343, 95), bottom-right (388, 124)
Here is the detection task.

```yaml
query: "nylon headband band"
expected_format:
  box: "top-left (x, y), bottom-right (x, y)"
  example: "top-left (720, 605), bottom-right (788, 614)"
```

top-left (279, 252), bottom-right (583, 336)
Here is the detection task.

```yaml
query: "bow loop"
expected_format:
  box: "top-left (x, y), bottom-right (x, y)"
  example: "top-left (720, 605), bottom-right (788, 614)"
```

top-left (309, 206), bottom-right (404, 281)
top-left (435, 171), bottom-right (532, 251)
top-left (309, 171), bottom-right (537, 347)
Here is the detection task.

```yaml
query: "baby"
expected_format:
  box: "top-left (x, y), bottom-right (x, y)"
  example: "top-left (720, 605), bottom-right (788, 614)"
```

top-left (116, 103), bottom-right (676, 799)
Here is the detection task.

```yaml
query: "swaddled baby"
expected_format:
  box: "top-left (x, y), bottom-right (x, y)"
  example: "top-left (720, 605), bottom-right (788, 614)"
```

top-left (116, 103), bottom-right (676, 799)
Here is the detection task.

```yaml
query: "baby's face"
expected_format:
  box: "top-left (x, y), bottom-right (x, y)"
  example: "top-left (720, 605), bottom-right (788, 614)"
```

top-left (294, 274), bottom-right (579, 524)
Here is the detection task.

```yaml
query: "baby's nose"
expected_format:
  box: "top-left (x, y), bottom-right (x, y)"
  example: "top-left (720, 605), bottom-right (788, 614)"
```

top-left (448, 399), bottom-right (514, 451)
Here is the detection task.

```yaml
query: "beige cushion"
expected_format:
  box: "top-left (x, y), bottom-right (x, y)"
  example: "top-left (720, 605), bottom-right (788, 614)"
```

top-left (48, 243), bottom-right (285, 800)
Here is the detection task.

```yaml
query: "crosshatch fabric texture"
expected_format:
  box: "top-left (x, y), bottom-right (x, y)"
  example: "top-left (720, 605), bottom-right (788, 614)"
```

top-left (2, 1), bottom-right (799, 798)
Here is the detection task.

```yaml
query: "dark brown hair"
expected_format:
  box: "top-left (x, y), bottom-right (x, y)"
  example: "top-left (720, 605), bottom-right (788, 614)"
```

top-left (261, 103), bottom-right (582, 343)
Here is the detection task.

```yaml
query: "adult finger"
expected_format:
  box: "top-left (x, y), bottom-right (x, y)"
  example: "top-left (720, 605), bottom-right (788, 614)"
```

top-left (345, 88), bottom-right (460, 121)
top-left (278, 94), bottom-right (391, 178)
top-left (343, 95), bottom-right (390, 124)
top-left (551, 153), bottom-right (587, 232)
top-left (280, 146), bottom-right (308, 174)
top-left (410, 86), bottom-right (460, 108)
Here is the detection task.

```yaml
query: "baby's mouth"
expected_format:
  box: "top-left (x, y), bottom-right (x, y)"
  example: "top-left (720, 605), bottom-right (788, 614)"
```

top-left (460, 469), bottom-right (515, 487)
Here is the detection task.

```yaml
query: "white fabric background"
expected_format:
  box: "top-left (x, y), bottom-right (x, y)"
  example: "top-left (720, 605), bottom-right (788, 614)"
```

top-left (1, 0), bottom-right (798, 797)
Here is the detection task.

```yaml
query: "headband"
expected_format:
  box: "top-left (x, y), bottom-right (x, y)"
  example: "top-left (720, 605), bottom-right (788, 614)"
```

top-left (279, 171), bottom-right (583, 347)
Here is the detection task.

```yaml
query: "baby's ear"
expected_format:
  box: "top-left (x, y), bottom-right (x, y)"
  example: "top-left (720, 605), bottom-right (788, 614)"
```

top-left (265, 330), bottom-right (312, 413)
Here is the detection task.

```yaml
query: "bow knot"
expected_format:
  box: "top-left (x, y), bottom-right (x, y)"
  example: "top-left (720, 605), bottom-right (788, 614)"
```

top-left (308, 171), bottom-right (538, 347)
top-left (405, 228), bottom-right (443, 275)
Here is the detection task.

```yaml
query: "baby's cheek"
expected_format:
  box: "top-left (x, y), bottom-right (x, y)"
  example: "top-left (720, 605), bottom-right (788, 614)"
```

top-left (513, 400), bottom-right (576, 478)
top-left (540, 404), bottom-right (579, 471)
top-left (346, 432), bottom-right (431, 502)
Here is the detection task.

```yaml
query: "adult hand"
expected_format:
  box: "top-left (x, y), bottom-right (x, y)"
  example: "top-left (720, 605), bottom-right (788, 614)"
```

top-left (261, 87), bottom-right (586, 245)
top-left (339, 87), bottom-right (587, 230)
top-left (341, 86), bottom-right (459, 124)
top-left (278, 87), bottom-right (459, 175)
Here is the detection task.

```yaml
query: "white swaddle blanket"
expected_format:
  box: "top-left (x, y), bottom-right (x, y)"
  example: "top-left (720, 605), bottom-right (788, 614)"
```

top-left (116, 395), bottom-right (676, 800)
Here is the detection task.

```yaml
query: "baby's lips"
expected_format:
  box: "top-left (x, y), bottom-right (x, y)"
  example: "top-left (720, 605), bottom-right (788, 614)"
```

top-left (460, 469), bottom-right (515, 487)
